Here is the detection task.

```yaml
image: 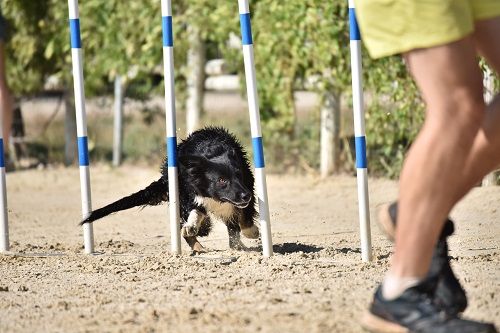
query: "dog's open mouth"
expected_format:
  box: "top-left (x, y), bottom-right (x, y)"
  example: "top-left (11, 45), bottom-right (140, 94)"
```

top-left (235, 202), bottom-right (250, 209)
top-left (222, 198), bottom-right (251, 209)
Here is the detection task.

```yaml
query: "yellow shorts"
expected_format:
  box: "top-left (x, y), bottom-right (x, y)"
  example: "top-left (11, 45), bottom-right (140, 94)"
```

top-left (353, 0), bottom-right (500, 58)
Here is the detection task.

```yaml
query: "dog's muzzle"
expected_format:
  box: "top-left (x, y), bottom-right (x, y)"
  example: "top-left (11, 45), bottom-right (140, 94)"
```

top-left (222, 197), bottom-right (251, 209)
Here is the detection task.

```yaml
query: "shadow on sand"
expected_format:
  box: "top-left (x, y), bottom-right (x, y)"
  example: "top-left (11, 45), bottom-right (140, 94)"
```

top-left (272, 242), bottom-right (324, 254)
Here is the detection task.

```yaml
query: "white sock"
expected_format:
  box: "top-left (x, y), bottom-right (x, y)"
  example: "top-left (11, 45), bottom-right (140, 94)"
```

top-left (382, 273), bottom-right (421, 300)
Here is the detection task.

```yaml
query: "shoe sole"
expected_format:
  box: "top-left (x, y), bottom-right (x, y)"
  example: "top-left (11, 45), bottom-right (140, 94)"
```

top-left (377, 203), bottom-right (396, 241)
top-left (361, 311), bottom-right (408, 333)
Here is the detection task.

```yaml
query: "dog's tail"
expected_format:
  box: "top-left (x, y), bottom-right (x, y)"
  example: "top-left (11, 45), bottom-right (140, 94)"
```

top-left (80, 177), bottom-right (168, 225)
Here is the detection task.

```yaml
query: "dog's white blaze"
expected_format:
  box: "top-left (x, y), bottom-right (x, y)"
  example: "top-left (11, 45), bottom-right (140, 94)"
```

top-left (194, 196), bottom-right (235, 223)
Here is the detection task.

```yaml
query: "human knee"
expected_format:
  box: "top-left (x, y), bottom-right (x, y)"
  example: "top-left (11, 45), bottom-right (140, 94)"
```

top-left (455, 92), bottom-right (484, 124)
top-left (431, 88), bottom-right (485, 137)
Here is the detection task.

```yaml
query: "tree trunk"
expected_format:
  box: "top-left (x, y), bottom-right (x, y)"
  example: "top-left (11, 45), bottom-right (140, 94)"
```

top-left (64, 90), bottom-right (77, 166)
top-left (112, 75), bottom-right (124, 167)
top-left (320, 91), bottom-right (341, 178)
top-left (186, 25), bottom-right (205, 135)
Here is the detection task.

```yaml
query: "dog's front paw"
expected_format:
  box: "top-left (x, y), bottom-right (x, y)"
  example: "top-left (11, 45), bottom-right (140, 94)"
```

top-left (181, 225), bottom-right (198, 237)
top-left (241, 225), bottom-right (260, 239)
top-left (230, 240), bottom-right (248, 251)
top-left (191, 243), bottom-right (208, 254)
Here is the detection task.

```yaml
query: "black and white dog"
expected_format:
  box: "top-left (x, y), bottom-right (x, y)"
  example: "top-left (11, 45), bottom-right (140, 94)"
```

top-left (81, 127), bottom-right (260, 252)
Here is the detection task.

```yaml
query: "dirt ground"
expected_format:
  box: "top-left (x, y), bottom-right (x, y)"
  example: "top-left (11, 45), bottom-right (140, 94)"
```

top-left (1, 165), bottom-right (499, 332)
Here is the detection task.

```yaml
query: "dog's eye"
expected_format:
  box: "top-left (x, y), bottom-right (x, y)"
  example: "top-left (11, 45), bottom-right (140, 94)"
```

top-left (217, 177), bottom-right (228, 185)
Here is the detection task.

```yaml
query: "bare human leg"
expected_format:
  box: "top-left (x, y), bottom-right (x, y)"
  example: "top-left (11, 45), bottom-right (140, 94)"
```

top-left (377, 16), bottom-right (500, 313)
top-left (363, 36), bottom-right (499, 333)
top-left (392, 37), bottom-right (487, 280)
top-left (455, 17), bottom-right (500, 196)
top-left (393, 16), bottom-right (500, 280)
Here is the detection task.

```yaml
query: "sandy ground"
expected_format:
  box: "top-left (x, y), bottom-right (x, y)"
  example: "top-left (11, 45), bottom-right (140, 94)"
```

top-left (1, 165), bottom-right (499, 332)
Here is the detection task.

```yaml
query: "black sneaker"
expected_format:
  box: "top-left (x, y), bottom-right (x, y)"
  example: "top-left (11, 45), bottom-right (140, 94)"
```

top-left (431, 239), bottom-right (468, 315)
top-left (377, 202), bottom-right (467, 315)
top-left (362, 284), bottom-right (497, 333)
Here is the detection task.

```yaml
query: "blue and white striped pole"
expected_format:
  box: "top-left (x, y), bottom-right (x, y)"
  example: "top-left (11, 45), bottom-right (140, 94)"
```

top-left (68, 0), bottom-right (94, 254)
top-left (348, 0), bottom-right (372, 262)
top-left (0, 111), bottom-right (8, 252)
top-left (238, 0), bottom-right (273, 257)
top-left (161, 0), bottom-right (181, 254)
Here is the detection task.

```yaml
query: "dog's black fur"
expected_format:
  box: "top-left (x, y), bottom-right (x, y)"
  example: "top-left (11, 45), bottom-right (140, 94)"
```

top-left (81, 127), bottom-right (259, 252)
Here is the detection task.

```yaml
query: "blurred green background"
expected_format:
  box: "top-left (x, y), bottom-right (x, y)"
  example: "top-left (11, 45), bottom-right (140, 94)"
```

top-left (2, 0), bottom-right (498, 178)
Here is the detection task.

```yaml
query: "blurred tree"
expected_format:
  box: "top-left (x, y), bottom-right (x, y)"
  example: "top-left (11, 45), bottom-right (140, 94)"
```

top-left (3, 0), bottom-right (496, 176)
top-left (250, 1), bottom-right (351, 172)
top-left (3, 0), bottom-right (69, 94)
top-left (3, 0), bottom-right (185, 96)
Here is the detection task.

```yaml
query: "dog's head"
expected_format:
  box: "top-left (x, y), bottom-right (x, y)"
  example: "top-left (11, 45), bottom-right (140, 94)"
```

top-left (179, 154), bottom-right (252, 208)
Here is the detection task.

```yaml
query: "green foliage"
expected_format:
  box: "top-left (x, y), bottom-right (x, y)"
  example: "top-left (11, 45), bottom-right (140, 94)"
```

top-left (250, 1), bottom-right (352, 135)
top-left (363, 55), bottom-right (424, 177)
top-left (247, 0), bottom-right (423, 176)
top-left (2, 0), bottom-right (449, 177)
top-left (3, 0), bottom-right (186, 95)
top-left (3, 1), bottom-right (70, 94)
top-left (218, 0), bottom-right (355, 169)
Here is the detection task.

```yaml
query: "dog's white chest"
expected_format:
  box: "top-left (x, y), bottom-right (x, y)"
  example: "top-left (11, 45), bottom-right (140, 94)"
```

top-left (194, 196), bottom-right (235, 222)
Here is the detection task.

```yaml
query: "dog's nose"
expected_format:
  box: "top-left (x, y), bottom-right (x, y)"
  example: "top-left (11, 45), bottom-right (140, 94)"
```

top-left (240, 192), bottom-right (251, 203)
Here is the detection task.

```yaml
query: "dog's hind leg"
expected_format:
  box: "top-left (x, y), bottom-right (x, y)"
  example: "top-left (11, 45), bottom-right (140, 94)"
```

top-left (240, 224), bottom-right (259, 239)
top-left (184, 236), bottom-right (206, 254)
top-left (239, 207), bottom-right (260, 239)
top-left (238, 216), bottom-right (260, 240)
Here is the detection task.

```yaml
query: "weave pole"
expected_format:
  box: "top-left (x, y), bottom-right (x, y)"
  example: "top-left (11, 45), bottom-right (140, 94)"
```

top-left (238, 0), bottom-right (273, 257)
top-left (161, 0), bottom-right (181, 254)
top-left (0, 113), bottom-right (8, 252)
top-left (348, 0), bottom-right (372, 262)
top-left (68, 0), bottom-right (94, 254)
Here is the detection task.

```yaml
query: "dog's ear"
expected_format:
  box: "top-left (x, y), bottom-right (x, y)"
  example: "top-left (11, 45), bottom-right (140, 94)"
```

top-left (178, 155), bottom-right (209, 171)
